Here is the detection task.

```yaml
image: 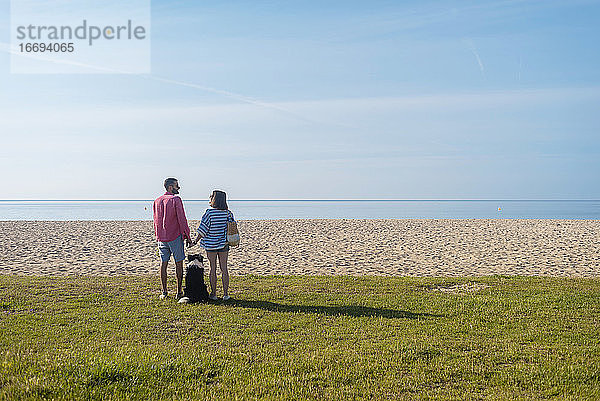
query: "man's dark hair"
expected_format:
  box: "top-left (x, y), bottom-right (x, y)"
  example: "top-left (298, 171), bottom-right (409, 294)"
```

top-left (211, 190), bottom-right (228, 210)
top-left (164, 177), bottom-right (178, 190)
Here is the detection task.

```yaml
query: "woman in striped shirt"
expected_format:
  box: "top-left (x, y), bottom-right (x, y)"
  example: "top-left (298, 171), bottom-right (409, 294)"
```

top-left (192, 190), bottom-right (235, 301)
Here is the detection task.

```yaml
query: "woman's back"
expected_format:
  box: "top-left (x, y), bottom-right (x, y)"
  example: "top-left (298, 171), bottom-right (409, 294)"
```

top-left (197, 208), bottom-right (234, 250)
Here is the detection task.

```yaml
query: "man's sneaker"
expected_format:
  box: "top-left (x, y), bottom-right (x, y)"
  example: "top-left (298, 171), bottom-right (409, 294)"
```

top-left (159, 292), bottom-right (168, 300)
top-left (176, 292), bottom-right (184, 300)
top-left (209, 294), bottom-right (218, 301)
top-left (223, 295), bottom-right (231, 301)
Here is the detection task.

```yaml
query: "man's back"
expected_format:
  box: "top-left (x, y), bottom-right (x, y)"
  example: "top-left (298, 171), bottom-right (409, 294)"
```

top-left (153, 192), bottom-right (190, 242)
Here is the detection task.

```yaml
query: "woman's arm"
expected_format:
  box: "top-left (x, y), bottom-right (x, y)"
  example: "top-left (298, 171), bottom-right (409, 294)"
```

top-left (192, 230), bottom-right (205, 245)
top-left (194, 210), bottom-right (211, 244)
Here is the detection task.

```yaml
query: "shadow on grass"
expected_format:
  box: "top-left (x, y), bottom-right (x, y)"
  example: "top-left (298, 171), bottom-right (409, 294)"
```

top-left (223, 299), bottom-right (443, 319)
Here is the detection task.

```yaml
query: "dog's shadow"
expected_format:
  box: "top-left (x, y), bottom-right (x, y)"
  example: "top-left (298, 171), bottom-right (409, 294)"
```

top-left (221, 299), bottom-right (442, 319)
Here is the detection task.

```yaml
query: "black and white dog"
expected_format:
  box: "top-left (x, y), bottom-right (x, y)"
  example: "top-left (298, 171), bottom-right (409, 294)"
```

top-left (178, 254), bottom-right (210, 303)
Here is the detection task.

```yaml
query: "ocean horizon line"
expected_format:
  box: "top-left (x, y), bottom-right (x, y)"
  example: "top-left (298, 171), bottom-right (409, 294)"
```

top-left (0, 199), bottom-right (598, 202)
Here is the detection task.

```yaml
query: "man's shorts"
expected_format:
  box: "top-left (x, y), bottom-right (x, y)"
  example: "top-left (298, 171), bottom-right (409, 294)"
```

top-left (158, 235), bottom-right (185, 263)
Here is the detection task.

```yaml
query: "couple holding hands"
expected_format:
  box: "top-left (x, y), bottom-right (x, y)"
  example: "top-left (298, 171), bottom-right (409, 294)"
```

top-left (152, 177), bottom-right (235, 301)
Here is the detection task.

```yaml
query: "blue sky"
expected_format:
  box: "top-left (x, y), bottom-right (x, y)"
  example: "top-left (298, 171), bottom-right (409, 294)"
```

top-left (1, 0), bottom-right (599, 199)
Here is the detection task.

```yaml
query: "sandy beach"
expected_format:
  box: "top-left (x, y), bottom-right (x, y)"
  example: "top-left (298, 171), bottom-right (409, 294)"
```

top-left (1, 220), bottom-right (599, 277)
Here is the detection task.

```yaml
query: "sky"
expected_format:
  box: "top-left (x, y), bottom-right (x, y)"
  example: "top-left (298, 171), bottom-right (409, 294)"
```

top-left (1, 0), bottom-right (599, 200)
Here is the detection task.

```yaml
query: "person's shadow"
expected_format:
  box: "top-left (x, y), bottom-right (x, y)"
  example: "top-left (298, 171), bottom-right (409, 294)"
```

top-left (221, 299), bottom-right (442, 319)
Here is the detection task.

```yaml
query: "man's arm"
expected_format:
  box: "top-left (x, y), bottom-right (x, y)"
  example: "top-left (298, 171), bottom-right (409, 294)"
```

top-left (174, 196), bottom-right (191, 242)
top-left (152, 200), bottom-right (158, 240)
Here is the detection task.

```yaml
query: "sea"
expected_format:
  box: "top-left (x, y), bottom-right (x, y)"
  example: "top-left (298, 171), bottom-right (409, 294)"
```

top-left (0, 200), bottom-right (599, 220)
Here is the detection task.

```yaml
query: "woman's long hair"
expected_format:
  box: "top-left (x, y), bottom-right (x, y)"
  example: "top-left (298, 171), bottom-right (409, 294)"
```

top-left (210, 190), bottom-right (228, 210)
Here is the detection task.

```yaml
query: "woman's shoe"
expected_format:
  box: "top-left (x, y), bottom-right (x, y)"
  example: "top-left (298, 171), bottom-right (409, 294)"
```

top-left (209, 294), bottom-right (218, 301)
top-left (222, 295), bottom-right (231, 301)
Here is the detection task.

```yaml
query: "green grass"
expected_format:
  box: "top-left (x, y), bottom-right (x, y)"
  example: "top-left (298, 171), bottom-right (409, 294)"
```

top-left (1, 275), bottom-right (599, 400)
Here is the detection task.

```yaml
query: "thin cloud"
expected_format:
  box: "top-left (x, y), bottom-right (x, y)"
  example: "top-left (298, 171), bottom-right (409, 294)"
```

top-left (0, 42), bottom-right (318, 124)
top-left (338, 0), bottom-right (597, 42)
top-left (463, 38), bottom-right (485, 79)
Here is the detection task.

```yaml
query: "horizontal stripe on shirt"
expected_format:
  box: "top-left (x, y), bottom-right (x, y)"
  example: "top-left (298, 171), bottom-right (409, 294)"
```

top-left (197, 208), bottom-right (234, 250)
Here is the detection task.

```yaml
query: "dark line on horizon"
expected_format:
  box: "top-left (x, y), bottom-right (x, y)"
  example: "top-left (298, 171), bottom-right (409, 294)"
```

top-left (0, 199), bottom-right (599, 202)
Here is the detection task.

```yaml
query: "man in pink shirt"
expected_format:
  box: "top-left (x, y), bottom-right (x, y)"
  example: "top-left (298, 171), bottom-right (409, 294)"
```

top-left (153, 177), bottom-right (192, 299)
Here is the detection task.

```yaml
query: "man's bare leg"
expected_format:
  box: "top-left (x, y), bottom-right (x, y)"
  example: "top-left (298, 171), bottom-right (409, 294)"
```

top-left (160, 260), bottom-right (169, 295)
top-left (175, 260), bottom-right (184, 296)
